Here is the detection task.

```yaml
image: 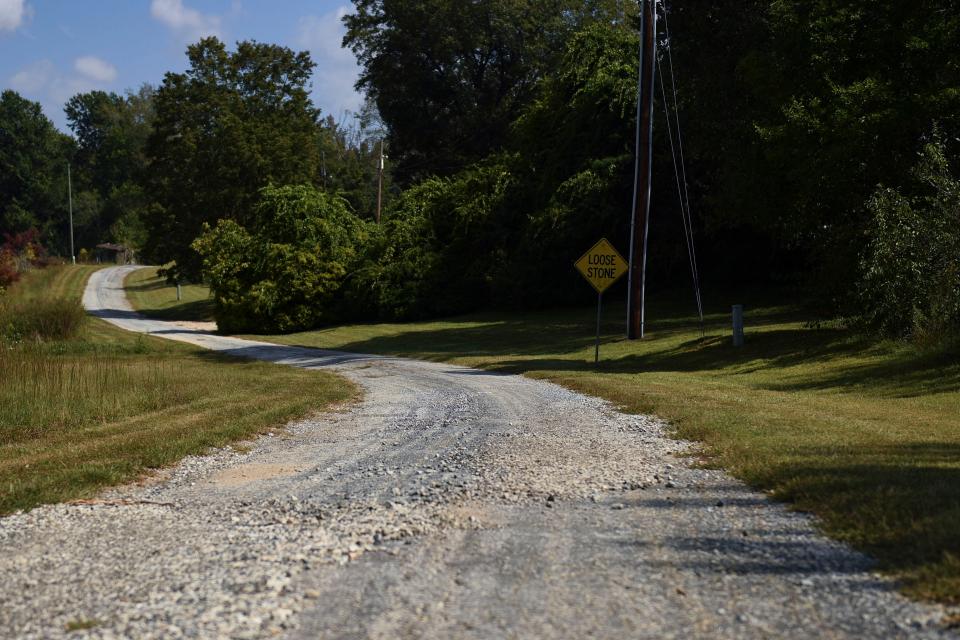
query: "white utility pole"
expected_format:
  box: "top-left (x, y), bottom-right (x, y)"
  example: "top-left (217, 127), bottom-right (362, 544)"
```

top-left (67, 163), bottom-right (75, 265)
top-left (376, 139), bottom-right (385, 225)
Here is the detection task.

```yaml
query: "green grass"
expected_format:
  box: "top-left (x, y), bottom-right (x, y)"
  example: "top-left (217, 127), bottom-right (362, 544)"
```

top-left (245, 292), bottom-right (960, 604)
top-left (0, 265), bottom-right (355, 515)
top-left (65, 619), bottom-right (99, 632)
top-left (124, 267), bottom-right (215, 322)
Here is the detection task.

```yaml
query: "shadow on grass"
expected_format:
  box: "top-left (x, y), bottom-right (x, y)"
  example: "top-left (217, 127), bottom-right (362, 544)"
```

top-left (751, 442), bottom-right (960, 598)
top-left (293, 316), bottom-right (957, 396)
top-left (609, 442), bottom-right (960, 595)
top-left (126, 278), bottom-right (215, 322)
top-left (137, 299), bottom-right (216, 322)
top-left (158, 331), bottom-right (960, 599)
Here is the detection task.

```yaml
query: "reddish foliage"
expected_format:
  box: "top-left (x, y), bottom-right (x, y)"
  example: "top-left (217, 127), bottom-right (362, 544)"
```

top-left (0, 229), bottom-right (48, 287)
top-left (0, 249), bottom-right (17, 287)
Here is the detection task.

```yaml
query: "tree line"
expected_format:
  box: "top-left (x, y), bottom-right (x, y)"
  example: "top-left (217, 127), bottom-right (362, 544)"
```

top-left (2, 0), bottom-right (957, 340)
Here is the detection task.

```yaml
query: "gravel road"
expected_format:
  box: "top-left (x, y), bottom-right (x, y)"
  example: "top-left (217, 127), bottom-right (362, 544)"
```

top-left (0, 265), bottom-right (956, 639)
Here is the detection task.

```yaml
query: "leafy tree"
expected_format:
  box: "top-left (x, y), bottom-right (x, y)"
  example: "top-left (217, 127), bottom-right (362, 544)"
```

top-left (193, 185), bottom-right (369, 333)
top-left (146, 38), bottom-right (321, 281)
top-left (859, 137), bottom-right (960, 341)
top-left (316, 108), bottom-right (394, 221)
top-left (348, 19), bottom-right (692, 319)
top-left (65, 86), bottom-right (154, 195)
top-left (0, 91), bottom-right (73, 253)
top-left (720, 0), bottom-right (960, 290)
top-left (342, 164), bottom-right (508, 320)
top-left (64, 86), bottom-right (156, 252)
top-left (344, 0), bottom-right (635, 181)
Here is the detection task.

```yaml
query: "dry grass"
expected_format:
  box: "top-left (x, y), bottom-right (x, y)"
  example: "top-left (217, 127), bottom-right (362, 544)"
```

top-left (0, 266), bottom-right (355, 515)
top-left (0, 266), bottom-right (85, 341)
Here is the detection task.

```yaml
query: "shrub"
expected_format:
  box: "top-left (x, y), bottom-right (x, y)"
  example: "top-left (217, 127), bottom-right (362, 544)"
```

top-left (193, 185), bottom-right (369, 333)
top-left (344, 162), bottom-right (518, 320)
top-left (0, 229), bottom-right (47, 287)
top-left (0, 249), bottom-right (17, 288)
top-left (858, 139), bottom-right (960, 341)
top-left (341, 188), bottom-right (441, 321)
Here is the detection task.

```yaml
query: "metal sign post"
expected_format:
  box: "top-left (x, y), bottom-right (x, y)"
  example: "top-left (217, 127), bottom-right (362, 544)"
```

top-left (595, 292), bottom-right (603, 364)
top-left (575, 238), bottom-right (628, 365)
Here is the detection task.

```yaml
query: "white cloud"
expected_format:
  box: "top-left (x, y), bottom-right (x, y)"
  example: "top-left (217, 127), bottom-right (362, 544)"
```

top-left (9, 58), bottom-right (53, 94)
top-left (150, 0), bottom-right (221, 40)
top-left (9, 57), bottom-right (119, 131)
top-left (296, 6), bottom-right (363, 119)
top-left (0, 0), bottom-right (29, 32)
top-left (74, 56), bottom-right (117, 83)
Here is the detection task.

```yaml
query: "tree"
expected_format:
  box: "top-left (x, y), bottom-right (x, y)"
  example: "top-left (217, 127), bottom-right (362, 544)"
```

top-left (64, 86), bottom-right (156, 251)
top-left (193, 185), bottom-right (369, 332)
top-left (315, 107), bottom-right (394, 222)
top-left (344, 0), bottom-right (635, 182)
top-left (65, 86), bottom-right (154, 195)
top-left (146, 38), bottom-right (321, 281)
top-left (714, 0), bottom-right (960, 291)
top-left (859, 137), bottom-right (960, 340)
top-left (0, 91), bottom-right (74, 253)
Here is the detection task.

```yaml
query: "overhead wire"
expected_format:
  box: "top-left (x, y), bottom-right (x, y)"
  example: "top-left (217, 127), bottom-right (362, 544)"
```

top-left (657, 0), bottom-right (705, 335)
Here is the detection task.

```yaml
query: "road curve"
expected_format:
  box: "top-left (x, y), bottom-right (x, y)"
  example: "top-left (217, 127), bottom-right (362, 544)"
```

top-left (0, 266), bottom-right (955, 639)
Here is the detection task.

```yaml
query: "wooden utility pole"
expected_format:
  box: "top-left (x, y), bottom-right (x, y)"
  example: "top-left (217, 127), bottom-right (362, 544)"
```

top-left (375, 139), bottom-right (385, 224)
top-left (627, 0), bottom-right (657, 339)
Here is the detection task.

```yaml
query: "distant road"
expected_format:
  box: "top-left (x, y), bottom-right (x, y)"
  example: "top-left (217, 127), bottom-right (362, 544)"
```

top-left (0, 266), bottom-right (953, 639)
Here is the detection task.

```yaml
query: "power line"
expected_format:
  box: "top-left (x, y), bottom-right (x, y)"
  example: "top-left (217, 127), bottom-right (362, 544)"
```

top-left (658, 0), bottom-right (705, 335)
top-left (627, 0), bottom-right (658, 340)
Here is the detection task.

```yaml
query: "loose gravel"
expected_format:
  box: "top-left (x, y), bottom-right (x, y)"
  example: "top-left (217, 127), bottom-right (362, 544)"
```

top-left (0, 266), bottom-right (956, 639)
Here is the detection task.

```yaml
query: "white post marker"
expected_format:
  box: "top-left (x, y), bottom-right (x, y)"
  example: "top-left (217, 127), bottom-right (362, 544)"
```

top-left (732, 304), bottom-right (744, 347)
top-left (67, 163), bottom-right (75, 265)
top-left (574, 239), bottom-right (629, 365)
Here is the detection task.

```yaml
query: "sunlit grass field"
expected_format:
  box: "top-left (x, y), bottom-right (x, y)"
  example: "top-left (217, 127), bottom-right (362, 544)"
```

top-left (0, 266), bottom-right (354, 514)
top-left (240, 290), bottom-right (960, 603)
top-left (124, 266), bottom-right (215, 322)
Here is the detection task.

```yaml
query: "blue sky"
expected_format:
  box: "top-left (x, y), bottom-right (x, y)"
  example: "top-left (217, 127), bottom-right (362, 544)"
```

top-left (0, 0), bottom-right (364, 133)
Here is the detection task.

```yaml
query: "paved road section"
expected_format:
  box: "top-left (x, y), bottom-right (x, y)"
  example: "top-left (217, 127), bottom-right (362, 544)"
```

top-left (0, 266), bottom-right (956, 638)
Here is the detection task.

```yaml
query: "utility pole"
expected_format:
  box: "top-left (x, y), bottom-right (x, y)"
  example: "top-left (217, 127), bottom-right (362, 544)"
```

top-left (321, 150), bottom-right (327, 189)
top-left (375, 139), bottom-right (385, 225)
top-left (67, 162), bottom-right (75, 265)
top-left (627, 0), bottom-right (657, 339)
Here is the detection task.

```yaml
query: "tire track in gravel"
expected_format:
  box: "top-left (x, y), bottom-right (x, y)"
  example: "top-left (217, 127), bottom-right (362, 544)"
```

top-left (0, 265), bottom-right (956, 639)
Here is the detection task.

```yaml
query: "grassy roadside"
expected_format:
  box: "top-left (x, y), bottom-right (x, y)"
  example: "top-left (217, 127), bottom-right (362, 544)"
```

top-left (0, 266), bottom-right (354, 515)
top-left (238, 294), bottom-right (960, 604)
top-left (124, 266), bottom-right (215, 322)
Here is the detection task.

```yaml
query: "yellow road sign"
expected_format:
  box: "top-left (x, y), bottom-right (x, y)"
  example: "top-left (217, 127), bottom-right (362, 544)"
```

top-left (574, 238), bottom-right (628, 294)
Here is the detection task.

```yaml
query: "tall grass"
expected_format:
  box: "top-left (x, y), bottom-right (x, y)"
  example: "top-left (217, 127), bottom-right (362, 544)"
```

top-left (0, 297), bottom-right (85, 342)
top-left (0, 265), bottom-right (354, 515)
top-left (0, 346), bottom-right (194, 444)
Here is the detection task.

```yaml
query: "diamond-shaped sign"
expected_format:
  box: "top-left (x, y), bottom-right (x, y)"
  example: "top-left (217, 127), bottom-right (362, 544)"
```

top-left (574, 238), bottom-right (628, 294)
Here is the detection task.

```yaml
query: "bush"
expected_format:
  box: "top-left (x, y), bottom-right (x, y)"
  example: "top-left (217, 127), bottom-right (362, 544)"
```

top-left (0, 250), bottom-right (16, 288)
top-left (341, 187), bottom-right (441, 321)
top-left (193, 185), bottom-right (369, 333)
top-left (0, 228), bottom-right (47, 287)
top-left (343, 163), bottom-right (518, 320)
top-left (858, 139), bottom-right (960, 341)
